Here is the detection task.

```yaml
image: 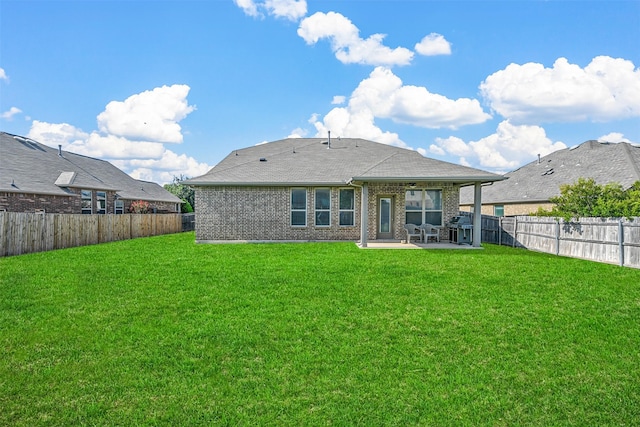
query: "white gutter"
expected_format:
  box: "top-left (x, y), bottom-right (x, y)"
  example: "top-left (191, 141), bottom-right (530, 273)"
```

top-left (184, 181), bottom-right (347, 187)
top-left (350, 175), bottom-right (506, 184)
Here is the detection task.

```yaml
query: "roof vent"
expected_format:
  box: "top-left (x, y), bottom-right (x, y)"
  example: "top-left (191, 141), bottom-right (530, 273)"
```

top-left (55, 171), bottom-right (76, 186)
top-left (322, 131), bottom-right (332, 148)
top-left (259, 157), bottom-right (267, 162)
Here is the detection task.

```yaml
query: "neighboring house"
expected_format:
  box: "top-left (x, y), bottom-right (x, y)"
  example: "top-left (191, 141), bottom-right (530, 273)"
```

top-left (184, 137), bottom-right (504, 247)
top-left (460, 140), bottom-right (640, 217)
top-left (0, 131), bottom-right (182, 214)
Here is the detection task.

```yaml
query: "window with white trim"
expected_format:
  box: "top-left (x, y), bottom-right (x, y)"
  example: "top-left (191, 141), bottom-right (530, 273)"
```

top-left (291, 188), bottom-right (307, 226)
top-left (97, 191), bottom-right (106, 214)
top-left (115, 200), bottom-right (124, 214)
top-left (494, 205), bottom-right (504, 217)
top-left (405, 189), bottom-right (443, 226)
top-left (339, 188), bottom-right (355, 226)
top-left (315, 188), bottom-right (331, 226)
top-left (81, 190), bottom-right (92, 214)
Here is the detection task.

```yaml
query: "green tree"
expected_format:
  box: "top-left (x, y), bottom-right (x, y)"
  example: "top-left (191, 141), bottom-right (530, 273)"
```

top-left (621, 181), bottom-right (640, 218)
top-left (539, 178), bottom-right (640, 220)
top-left (164, 175), bottom-right (195, 213)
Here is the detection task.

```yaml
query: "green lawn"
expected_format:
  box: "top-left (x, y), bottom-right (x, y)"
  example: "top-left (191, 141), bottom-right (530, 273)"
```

top-left (1, 232), bottom-right (639, 426)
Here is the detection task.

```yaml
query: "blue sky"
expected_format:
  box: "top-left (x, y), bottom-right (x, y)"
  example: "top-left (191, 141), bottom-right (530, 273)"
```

top-left (1, 0), bottom-right (639, 184)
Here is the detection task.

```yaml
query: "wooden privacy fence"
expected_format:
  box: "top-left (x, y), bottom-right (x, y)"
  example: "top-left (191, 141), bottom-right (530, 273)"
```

top-left (470, 213), bottom-right (640, 269)
top-left (0, 212), bottom-right (183, 257)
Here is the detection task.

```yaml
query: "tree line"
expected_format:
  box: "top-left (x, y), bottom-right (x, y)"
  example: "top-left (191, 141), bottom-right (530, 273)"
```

top-left (536, 178), bottom-right (640, 221)
top-left (163, 175), bottom-right (195, 213)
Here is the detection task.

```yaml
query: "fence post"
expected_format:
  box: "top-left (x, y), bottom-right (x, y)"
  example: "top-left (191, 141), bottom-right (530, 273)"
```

top-left (498, 217), bottom-right (502, 246)
top-left (512, 217), bottom-right (517, 247)
top-left (619, 219), bottom-right (625, 267)
top-left (555, 219), bottom-right (560, 256)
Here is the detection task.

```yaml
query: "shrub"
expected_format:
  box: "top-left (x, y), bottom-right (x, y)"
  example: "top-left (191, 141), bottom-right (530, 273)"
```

top-left (181, 199), bottom-right (194, 213)
top-left (129, 200), bottom-right (151, 214)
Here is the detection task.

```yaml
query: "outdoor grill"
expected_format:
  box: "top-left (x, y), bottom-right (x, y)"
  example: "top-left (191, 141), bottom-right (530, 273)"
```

top-left (447, 215), bottom-right (473, 245)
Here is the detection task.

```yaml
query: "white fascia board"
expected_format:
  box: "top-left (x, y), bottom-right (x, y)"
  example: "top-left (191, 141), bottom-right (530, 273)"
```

top-left (186, 181), bottom-right (348, 187)
top-left (352, 176), bottom-right (506, 184)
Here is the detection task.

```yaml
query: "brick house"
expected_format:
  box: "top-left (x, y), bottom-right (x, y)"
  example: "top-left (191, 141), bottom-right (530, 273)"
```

top-left (459, 140), bottom-right (640, 217)
top-left (0, 132), bottom-right (182, 214)
top-left (185, 137), bottom-right (504, 247)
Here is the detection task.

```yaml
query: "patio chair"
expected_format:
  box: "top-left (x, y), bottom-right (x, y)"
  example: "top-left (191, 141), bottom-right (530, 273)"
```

top-left (420, 223), bottom-right (440, 243)
top-left (403, 224), bottom-right (423, 243)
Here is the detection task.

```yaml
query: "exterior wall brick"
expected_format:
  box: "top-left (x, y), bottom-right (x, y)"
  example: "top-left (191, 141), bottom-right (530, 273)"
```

top-left (0, 192), bottom-right (80, 213)
top-left (460, 202), bottom-right (553, 217)
top-left (0, 190), bottom-right (178, 214)
top-left (195, 182), bottom-right (460, 242)
top-left (195, 186), bottom-right (361, 241)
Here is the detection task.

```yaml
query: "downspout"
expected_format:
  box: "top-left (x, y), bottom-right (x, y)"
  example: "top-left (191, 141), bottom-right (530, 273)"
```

top-left (348, 180), bottom-right (368, 247)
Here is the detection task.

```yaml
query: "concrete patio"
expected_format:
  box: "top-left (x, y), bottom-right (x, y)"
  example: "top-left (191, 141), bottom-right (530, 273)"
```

top-left (358, 240), bottom-right (482, 250)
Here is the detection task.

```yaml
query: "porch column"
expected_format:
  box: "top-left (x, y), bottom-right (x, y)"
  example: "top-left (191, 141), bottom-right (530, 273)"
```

top-left (360, 183), bottom-right (368, 247)
top-left (473, 182), bottom-right (482, 247)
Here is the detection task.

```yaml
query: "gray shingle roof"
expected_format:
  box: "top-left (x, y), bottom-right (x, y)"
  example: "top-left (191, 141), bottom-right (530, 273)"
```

top-left (0, 132), bottom-right (181, 203)
top-left (460, 140), bottom-right (640, 205)
top-left (186, 138), bottom-right (504, 186)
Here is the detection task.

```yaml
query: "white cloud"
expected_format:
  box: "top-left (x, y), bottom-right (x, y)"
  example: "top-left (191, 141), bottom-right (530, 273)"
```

top-left (78, 133), bottom-right (166, 159)
top-left (309, 67), bottom-right (491, 149)
top-left (427, 144), bottom-right (445, 156)
top-left (431, 120), bottom-right (567, 170)
top-left (97, 84), bottom-right (195, 144)
top-left (1, 107), bottom-right (22, 120)
top-left (598, 132), bottom-right (631, 143)
top-left (331, 95), bottom-right (346, 105)
top-left (28, 120), bottom-right (165, 159)
top-left (29, 120), bottom-right (209, 186)
top-left (234, 0), bottom-right (259, 17)
top-left (311, 106), bottom-right (407, 148)
top-left (415, 33), bottom-right (451, 56)
top-left (351, 67), bottom-right (490, 129)
top-left (431, 136), bottom-right (473, 158)
top-left (234, 0), bottom-right (306, 21)
top-left (28, 120), bottom-right (90, 148)
top-left (298, 12), bottom-right (414, 66)
top-left (0, 68), bottom-right (7, 81)
top-left (480, 56), bottom-right (640, 123)
top-left (26, 84), bottom-right (208, 185)
top-left (287, 127), bottom-right (308, 138)
top-left (124, 149), bottom-right (211, 184)
top-left (265, 0), bottom-right (306, 21)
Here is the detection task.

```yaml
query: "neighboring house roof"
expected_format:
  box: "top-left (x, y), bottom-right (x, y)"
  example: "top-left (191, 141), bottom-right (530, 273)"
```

top-left (185, 138), bottom-right (504, 186)
top-left (0, 131), bottom-right (181, 204)
top-left (460, 140), bottom-right (640, 205)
